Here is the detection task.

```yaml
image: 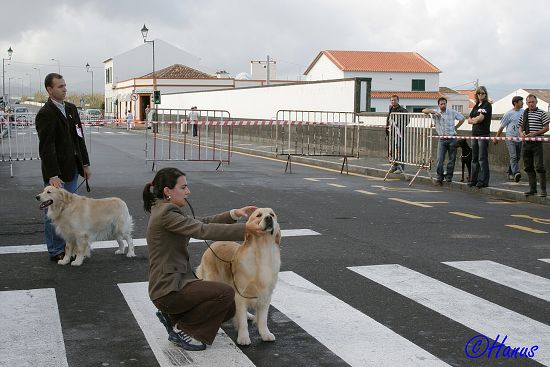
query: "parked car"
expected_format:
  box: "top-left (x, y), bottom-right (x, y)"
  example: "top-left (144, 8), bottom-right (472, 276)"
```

top-left (83, 109), bottom-right (104, 126)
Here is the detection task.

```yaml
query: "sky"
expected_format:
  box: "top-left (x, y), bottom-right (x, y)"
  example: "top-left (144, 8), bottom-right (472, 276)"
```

top-left (2, 0), bottom-right (550, 100)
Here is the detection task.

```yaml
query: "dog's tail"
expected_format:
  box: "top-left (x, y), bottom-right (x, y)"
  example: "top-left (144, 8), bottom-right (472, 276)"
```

top-left (115, 200), bottom-right (134, 236)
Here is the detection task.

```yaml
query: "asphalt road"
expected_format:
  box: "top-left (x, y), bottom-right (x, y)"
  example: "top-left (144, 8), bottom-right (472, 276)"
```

top-left (0, 128), bottom-right (549, 367)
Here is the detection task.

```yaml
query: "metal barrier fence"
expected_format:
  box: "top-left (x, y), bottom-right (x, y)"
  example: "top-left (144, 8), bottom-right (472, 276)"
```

top-left (0, 112), bottom-right (39, 177)
top-left (145, 108), bottom-right (231, 171)
top-left (385, 112), bottom-right (434, 185)
top-left (275, 110), bottom-right (360, 173)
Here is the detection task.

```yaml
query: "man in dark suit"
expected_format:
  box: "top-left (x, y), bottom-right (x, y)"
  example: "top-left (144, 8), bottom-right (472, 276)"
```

top-left (36, 73), bottom-right (91, 261)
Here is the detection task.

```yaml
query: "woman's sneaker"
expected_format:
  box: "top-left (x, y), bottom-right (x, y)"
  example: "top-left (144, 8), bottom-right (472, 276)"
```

top-left (156, 311), bottom-right (173, 335)
top-left (169, 325), bottom-right (206, 351)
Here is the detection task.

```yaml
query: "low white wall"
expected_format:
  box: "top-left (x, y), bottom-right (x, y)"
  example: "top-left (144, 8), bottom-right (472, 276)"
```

top-left (160, 79), bottom-right (358, 120)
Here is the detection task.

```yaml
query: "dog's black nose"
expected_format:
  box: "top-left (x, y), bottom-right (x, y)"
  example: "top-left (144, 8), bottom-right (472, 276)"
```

top-left (265, 216), bottom-right (273, 225)
top-left (35, 195), bottom-right (40, 201)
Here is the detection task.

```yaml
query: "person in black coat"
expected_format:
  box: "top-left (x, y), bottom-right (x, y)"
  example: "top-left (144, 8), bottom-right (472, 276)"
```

top-left (36, 73), bottom-right (91, 261)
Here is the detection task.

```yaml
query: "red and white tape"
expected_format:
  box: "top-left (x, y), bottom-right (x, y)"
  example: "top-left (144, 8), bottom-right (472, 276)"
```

top-left (435, 135), bottom-right (550, 142)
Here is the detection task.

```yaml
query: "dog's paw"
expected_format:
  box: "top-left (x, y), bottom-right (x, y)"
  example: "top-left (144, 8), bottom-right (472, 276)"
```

top-left (126, 250), bottom-right (136, 258)
top-left (57, 259), bottom-right (70, 265)
top-left (114, 249), bottom-right (124, 255)
top-left (71, 259), bottom-right (83, 266)
top-left (237, 335), bottom-right (251, 346)
top-left (260, 332), bottom-right (276, 342)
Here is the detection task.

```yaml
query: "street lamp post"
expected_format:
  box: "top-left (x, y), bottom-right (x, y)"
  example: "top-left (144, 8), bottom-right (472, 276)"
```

top-left (2, 47), bottom-right (13, 108)
top-left (25, 73), bottom-right (31, 97)
top-left (140, 24), bottom-right (156, 100)
top-left (8, 77), bottom-right (14, 100)
top-left (51, 58), bottom-right (61, 73)
top-left (33, 67), bottom-right (41, 93)
top-left (85, 62), bottom-right (94, 100)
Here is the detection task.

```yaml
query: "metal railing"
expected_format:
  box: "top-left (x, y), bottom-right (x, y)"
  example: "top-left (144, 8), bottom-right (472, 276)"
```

top-left (0, 112), bottom-right (39, 177)
top-left (145, 108), bottom-right (232, 171)
top-left (384, 112), bottom-right (434, 185)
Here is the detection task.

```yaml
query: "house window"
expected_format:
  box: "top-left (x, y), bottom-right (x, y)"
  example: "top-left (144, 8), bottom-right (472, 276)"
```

top-left (105, 67), bottom-right (112, 84)
top-left (411, 79), bottom-right (425, 91)
top-left (452, 105), bottom-right (463, 113)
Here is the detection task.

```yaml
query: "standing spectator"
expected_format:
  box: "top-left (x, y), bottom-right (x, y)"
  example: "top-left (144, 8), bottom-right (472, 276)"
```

top-left (493, 96), bottom-right (524, 182)
top-left (385, 95), bottom-right (408, 173)
top-left (467, 86), bottom-right (492, 188)
top-left (35, 73), bottom-right (91, 261)
top-left (422, 97), bottom-right (465, 184)
top-left (518, 94), bottom-right (549, 197)
top-left (126, 109), bottom-right (134, 130)
top-left (190, 106), bottom-right (199, 137)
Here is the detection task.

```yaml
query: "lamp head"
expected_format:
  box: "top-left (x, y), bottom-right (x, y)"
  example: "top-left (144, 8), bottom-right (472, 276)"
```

top-left (141, 24), bottom-right (149, 41)
top-left (7, 47), bottom-right (13, 59)
top-left (85, 62), bottom-right (90, 72)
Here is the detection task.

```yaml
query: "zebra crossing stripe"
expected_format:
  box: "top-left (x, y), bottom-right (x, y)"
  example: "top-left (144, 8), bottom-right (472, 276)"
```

top-left (0, 288), bottom-right (68, 367)
top-left (443, 260), bottom-right (550, 302)
top-left (540, 259), bottom-right (550, 264)
top-left (118, 282), bottom-right (255, 367)
top-left (349, 264), bottom-right (550, 366)
top-left (271, 271), bottom-right (450, 367)
top-left (0, 229), bottom-right (320, 255)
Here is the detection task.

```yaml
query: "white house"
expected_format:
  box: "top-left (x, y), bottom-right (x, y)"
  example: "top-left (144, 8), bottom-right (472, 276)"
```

top-left (492, 89), bottom-right (550, 114)
top-left (303, 50), bottom-right (443, 112)
top-left (104, 39), bottom-right (296, 121)
top-left (104, 39), bottom-right (217, 120)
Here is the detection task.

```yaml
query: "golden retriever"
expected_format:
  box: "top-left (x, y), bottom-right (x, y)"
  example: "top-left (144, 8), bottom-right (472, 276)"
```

top-left (196, 208), bottom-right (281, 345)
top-left (35, 186), bottom-right (135, 266)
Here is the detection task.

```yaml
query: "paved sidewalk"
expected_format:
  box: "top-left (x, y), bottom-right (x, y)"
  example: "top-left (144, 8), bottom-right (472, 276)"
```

top-left (228, 136), bottom-right (549, 205)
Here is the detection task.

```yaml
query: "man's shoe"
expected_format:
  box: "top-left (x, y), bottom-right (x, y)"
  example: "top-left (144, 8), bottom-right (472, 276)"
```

top-left (467, 182), bottom-right (477, 187)
top-left (435, 178), bottom-right (443, 186)
top-left (514, 173), bottom-right (521, 183)
top-left (524, 190), bottom-right (537, 196)
top-left (444, 177), bottom-right (452, 183)
top-left (537, 192), bottom-right (547, 198)
top-left (169, 326), bottom-right (206, 351)
top-left (476, 182), bottom-right (487, 188)
top-left (156, 311), bottom-right (173, 335)
top-left (50, 252), bottom-right (65, 262)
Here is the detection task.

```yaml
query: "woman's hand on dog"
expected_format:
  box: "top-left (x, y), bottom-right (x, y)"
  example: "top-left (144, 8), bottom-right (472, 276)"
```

top-left (234, 206), bottom-right (257, 218)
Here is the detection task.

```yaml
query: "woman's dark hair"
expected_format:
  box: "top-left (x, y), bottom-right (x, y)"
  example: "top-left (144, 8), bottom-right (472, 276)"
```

top-left (474, 86), bottom-right (488, 104)
top-left (143, 167), bottom-right (186, 212)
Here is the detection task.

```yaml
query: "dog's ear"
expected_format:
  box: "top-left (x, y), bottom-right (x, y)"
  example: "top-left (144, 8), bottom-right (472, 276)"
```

top-left (274, 226), bottom-right (281, 246)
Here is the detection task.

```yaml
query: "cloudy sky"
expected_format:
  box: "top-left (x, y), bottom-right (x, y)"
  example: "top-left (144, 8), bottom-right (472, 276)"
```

top-left (2, 0), bottom-right (549, 100)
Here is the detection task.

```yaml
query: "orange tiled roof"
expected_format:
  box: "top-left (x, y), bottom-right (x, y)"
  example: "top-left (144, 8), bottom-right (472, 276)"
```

top-left (456, 89), bottom-right (476, 108)
top-left (371, 91), bottom-right (444, 99)
top-left (304, 50), bottom-right (441, 74)
top-left (141, 64), bottom-right (215, 79)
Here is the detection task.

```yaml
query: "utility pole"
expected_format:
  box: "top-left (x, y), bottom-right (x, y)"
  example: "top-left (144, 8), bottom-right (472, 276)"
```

top-left (266, 55), bottom-right (270, 85)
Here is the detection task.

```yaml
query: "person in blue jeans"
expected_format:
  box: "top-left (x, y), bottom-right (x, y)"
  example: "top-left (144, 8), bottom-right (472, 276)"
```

top-left (467, 86), bottom-right (492, 188)
top-left (36, 73), bottom-right (91, 261)
top-left (423, 97), bottom-right (465, 184)
top-left (493, 96), bottom-right (523, 182)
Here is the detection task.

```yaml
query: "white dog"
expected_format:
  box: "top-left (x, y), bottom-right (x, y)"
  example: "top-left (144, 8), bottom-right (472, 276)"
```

top-left (196, 208), bottom-right (281, 345)
top-left (36, 186), bottom-right (135, 266)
